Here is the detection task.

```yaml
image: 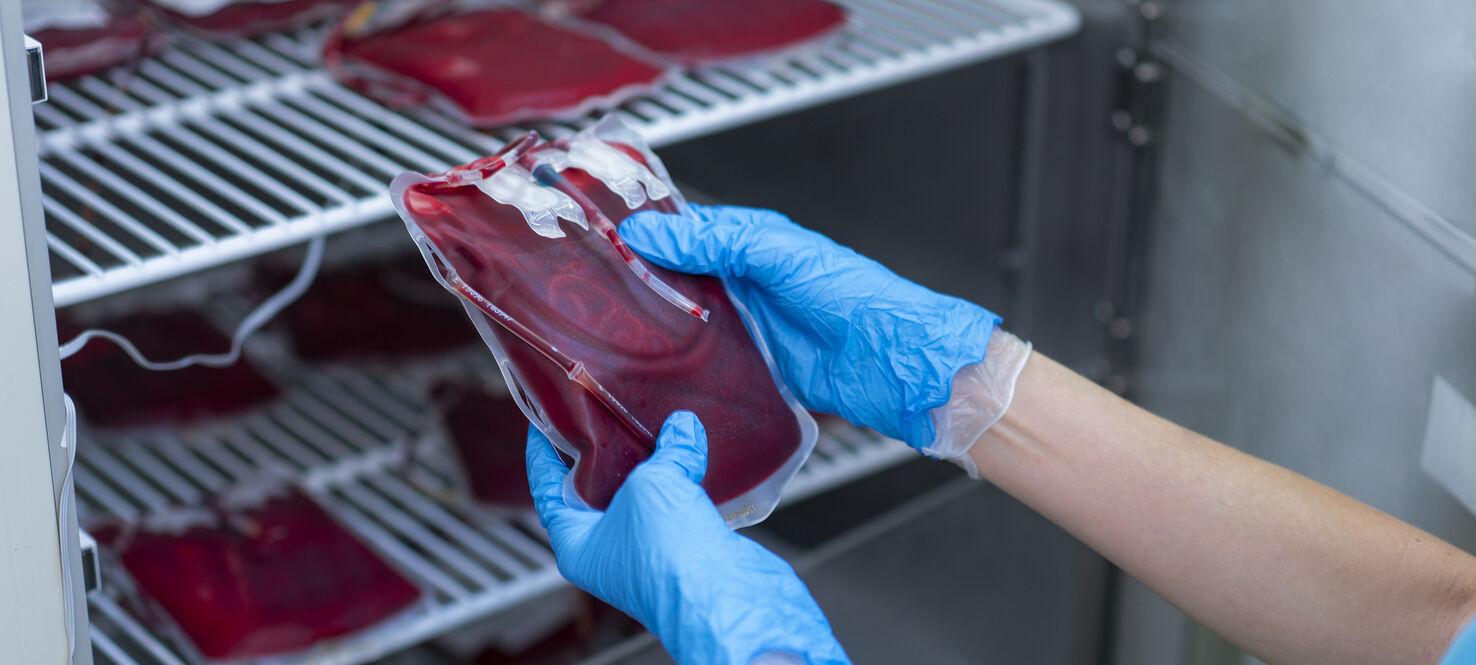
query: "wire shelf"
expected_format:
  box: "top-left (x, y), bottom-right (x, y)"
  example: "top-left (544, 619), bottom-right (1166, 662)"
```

top-left (35, 0), bottom-right (1079, 307)
top-left (77, 351), bottom-right (910, 665)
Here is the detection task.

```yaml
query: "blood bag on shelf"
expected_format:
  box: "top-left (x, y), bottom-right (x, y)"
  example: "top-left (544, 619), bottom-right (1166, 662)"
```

top-left (90, 478), bottom-right (424, 663)
top-left (578, 0), bottom-right (849, 66)
top-left (140, 0), bottom-right (349, 38)
top-left (22, 0), bottom-right (163, 81)
top-left (422, 380), bottom-right (535, 512)
top-left (323, 4), bottom-right (668, 127)
top-left (391, 116), bottom-right (816, 528)
top-left (262, 256), bottom-right (479, 363)
top-left (59, 310), bottom-right (280, 429)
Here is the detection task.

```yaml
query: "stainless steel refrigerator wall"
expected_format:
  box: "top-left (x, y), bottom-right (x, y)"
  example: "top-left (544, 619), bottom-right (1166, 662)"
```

top-left (1116, 1), bottom-right (1476, 663)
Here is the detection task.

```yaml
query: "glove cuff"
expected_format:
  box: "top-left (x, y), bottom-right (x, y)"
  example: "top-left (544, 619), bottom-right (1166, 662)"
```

top-left (921, 329), bottom-right (1032, 478)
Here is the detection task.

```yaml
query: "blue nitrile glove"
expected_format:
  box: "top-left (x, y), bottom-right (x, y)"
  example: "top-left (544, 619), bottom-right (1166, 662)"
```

top-left (619, 204), bottom-right (1001, 450)
top-left (527, 411), bottom-right (851, 665)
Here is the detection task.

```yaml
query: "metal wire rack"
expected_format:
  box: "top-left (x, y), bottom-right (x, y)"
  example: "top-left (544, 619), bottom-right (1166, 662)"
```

top-left (76, 350), bottom-right (911, 665)
top-left (33, 0), bottom-right (1079, 307)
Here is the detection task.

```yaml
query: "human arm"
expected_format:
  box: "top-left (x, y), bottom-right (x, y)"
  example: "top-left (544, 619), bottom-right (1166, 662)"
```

top-left (620, 204), bottom-right (1476, 665)
top-left (964, 351), bottom-right (1476, 665)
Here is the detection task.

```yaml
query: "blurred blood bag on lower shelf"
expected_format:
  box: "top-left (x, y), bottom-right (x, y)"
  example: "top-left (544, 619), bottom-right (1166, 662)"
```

top-left (91, 482), bottom-right (423, 662)
top-left (59, 310), bottom-right (280, 429)
top-left (431, 380), bottom-right (536, 511)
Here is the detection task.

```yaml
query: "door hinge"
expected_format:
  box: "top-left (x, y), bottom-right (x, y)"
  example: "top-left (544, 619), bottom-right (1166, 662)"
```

top-left (24, 35), bottom-right (47, 104)
top-left (1110, 48), bottom-right (1162, 147)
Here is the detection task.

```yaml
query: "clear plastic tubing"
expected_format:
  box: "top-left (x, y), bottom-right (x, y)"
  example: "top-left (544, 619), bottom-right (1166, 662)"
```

top-left (528, 161), bottom-right (710, 322)
top-left (445, 274), bottom-right (656, 446)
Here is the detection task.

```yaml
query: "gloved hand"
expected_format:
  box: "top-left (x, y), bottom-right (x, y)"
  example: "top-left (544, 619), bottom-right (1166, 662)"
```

top-left (527, 411), bottom-right (851, 665)
top-left (620, 205), bottom-right (1030, 471)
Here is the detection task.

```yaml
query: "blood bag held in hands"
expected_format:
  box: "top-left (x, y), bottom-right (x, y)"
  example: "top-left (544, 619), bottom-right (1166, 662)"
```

top-left (390, 116), bottom-right (817, 528)
top-left (60, 310), bottom-right (280, 429)
top-left (141, 0), bottom-right (350, 38)
top-left (91, 479), bottom-right (423, 663)
top-left (324, 4), bottom-right (668, 127)
top-left (578, 0), bottom-right (849, 66)
top-left (23, 0), bottom-right (164, 81)
top-left (428, 380), bottom-right (535, 511)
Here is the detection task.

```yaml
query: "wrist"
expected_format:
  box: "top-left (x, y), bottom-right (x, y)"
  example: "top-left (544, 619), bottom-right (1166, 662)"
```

top-left (885, 296), bottom-right (1001, 449)
top-left (921, 329), bottom-right (1032, 478)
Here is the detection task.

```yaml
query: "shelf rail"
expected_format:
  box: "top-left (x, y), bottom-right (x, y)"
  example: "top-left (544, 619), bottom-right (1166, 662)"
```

top-left (78, 353), bottom-right (911, 665)
top-left (33, 0), bottom-right (1079, 307)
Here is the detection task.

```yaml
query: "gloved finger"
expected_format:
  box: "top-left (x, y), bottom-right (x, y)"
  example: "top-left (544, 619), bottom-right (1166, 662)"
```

top-left (687, 204), bottom-right (795, 228)
top-left (525, 426), bottom-right (594, 538)
top-left (619, 211), bottom-right (742, 277)
top-left (637, 411), bottom-right (708, 485)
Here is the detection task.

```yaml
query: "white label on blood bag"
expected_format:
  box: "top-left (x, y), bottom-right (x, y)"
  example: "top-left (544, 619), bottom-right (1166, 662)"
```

top-left (1421, 375), bottom-right (1476, 516)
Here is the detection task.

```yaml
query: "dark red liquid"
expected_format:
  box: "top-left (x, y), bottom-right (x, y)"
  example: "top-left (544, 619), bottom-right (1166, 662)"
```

top-left (30, 17), bottom-right (157, 81)
top-left (267, 257), bottom-right (478, 362)
top-left (150, 0), bottom-right (347, 37)
top-left (582, 0), bottom-right (847, 65)
top-left (60, 310), bottom-right (279, 428)
top-left (432, 381), bottom-right (534, 509)
top-left (399, 145), bottom-right (803, 510)
top-left (330, 9), bottom-right (664, 126)
top-left (91, 488), bottom-right (422, 661)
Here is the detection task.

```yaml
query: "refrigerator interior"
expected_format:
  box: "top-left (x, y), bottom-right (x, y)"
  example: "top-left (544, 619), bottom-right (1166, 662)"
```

top-left (0, 1), bottom-right (1141, 664)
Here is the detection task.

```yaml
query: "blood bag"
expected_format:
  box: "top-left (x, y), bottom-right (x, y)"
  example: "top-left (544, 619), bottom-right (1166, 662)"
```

top-left (429, 381), bottom-right (535, 511)
top-left (391, 116), bottom-right (816, 528)
top-left (91, 480), bottom-right (423, 663)
top-left (579, 0), bottom-right (848, 66)
top-left (23, 0), bottom-right (162, 81)
top-left (142, 0), bottom-right (348, 38)
top-left (324, 5), bottom-right (667, 127)
top-left (60, 310), bottom-right (279, 428)
top-left (266, 256), bottom-right (479, 363)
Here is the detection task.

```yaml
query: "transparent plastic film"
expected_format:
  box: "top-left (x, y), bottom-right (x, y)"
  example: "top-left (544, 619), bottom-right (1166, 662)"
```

top-left (57, 235), bottom-right (325, 371)
top-left (323, 3), bottom-right (672, 127)
top-left (538, 136), bottom-right (672, 209)
top-left (390, 116), bottom-right (816, 527)
top-left (89, 474), bottom-right (426, 664)
top-left (528, 162), bottom-right (708, 321)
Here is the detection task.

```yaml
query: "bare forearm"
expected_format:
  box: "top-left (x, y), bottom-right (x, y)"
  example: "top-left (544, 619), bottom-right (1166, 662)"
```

top-left (969, 352), bottom-right (1476, 665)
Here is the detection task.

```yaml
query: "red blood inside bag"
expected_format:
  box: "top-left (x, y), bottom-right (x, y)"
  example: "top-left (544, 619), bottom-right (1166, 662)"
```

top-left (145, 0), bottom-right (348, 38)
top-left (396, 136), bottom-right (805, 512)
top-left (28, 16), bottom-right (158, 81)
top-left (326, 8), bottom-right (665, 127)
top-left (91, 486), bottom-right (422, 662)
top-left (60, 310), bottom-right (279, 428)
top-left (268, 257), bottom-right (478, 362)
top-left (580, 0), bottom-right (847, 65)
top-left (432, 381), bottom-right (534, 509)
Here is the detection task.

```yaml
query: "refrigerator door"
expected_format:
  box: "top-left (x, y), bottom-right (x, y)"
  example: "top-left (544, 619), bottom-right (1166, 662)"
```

top-left (0, 6), bottom-right (92, 665)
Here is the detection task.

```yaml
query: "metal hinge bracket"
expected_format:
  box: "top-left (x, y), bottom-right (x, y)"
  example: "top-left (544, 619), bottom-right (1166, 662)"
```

top-left (1110, 47), bottom-right (1163, 147)
top-left (24, 35), bottom-right (46, 104)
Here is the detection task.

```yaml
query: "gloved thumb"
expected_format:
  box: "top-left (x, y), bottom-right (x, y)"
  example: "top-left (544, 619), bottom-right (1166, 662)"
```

top-left (619, 211), bottom-right (735, 277)
top-left (640, 411), bottom-right (708, 485)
